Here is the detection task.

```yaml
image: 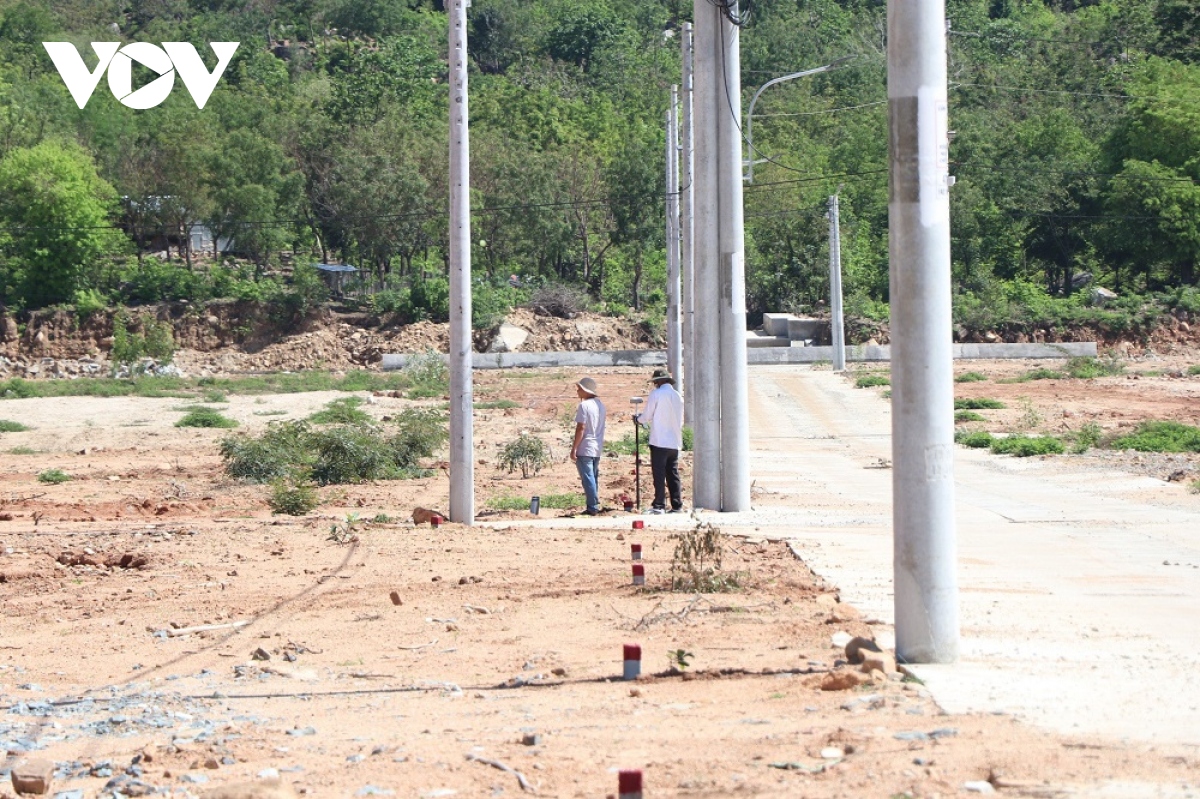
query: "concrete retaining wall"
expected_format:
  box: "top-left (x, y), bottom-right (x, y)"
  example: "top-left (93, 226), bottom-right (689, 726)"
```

top-left (382, 341), bottom-right (1097, 370)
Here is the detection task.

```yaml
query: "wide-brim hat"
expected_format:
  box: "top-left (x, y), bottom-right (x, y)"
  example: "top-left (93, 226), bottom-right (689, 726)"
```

top-left (576, 376), bottom-right (599, 396)
top-left (650, 368), bottom-right (674, 384)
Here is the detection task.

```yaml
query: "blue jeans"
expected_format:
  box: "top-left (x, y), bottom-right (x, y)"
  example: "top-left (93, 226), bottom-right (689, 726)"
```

top-left (575, 456), bottom-right (600, 512)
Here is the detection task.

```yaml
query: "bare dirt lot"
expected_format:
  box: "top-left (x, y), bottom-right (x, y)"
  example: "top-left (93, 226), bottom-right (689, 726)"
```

top-left (2, 352), bottom-right (1200, 798)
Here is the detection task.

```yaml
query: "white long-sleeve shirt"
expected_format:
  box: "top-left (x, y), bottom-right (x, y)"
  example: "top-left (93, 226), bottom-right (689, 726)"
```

top-left (642, 383), bottom-right (683, 449)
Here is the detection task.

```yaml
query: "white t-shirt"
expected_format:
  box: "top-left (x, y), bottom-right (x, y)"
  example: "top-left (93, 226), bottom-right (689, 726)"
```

top-left (574, 397), bottom-right (606, 458)
top-left (642, 383), bottom-right (683, 449)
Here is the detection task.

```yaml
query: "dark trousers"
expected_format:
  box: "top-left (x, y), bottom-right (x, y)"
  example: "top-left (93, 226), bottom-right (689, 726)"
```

top-left (649, 445), bottom-right (682, 510)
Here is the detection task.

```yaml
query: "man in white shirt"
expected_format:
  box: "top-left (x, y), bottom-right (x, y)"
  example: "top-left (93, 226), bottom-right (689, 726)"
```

top-left (570, 376), bottom-right (606, 516)
top-left (638, 368), bottom-right (684, 514)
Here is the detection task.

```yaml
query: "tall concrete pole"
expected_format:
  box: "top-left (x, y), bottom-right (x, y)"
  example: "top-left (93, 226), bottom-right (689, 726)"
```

top-left (665, 86), bottom-right (682, 384)
top-left (716, 7), bottom-right (751, 512)
top-left (448, 0), bottom-right (474, 525)
top-left (690, 1), bottom-right (722, 511)
top-left (828, 194), bottom-right (846, 371)
top-left (680, 24), bottom-right (696, 426)
top-left (889, 0), bottom-right (958, 660)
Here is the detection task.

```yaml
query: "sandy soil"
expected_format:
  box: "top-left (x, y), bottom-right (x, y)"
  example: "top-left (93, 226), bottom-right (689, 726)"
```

top-left (2, 356), bottom-right (1200, 798)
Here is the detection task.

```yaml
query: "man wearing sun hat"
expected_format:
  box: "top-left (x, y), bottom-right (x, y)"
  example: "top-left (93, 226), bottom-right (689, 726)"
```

top-left (639, 368), bottom-right (684, 514)
top-left (570, 376), bottom-right (606, 516)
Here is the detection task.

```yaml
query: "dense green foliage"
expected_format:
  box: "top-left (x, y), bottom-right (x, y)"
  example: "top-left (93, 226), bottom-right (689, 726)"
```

top-left (175, 407), bottom-right (238, 428)
top-left (0, 0), bottom-right (1196, 328)
top-left (1110, 421), bottom-right (1200, 452)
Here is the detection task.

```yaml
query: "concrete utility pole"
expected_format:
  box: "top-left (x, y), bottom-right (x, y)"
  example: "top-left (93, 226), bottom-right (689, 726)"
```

top-left (665, 85), bottom-right (682, 385)
top-left (888, 0), bottom-right (958, 660)
top-left (690, 1), bottom-right (722, 511)
top-left (716, 5), bottom-right (751, 512)
top-left (828, 194), bottom-right (846, 371)
top-left (680, 23), bottom-right (696, 427)
top-left (447, 0), bottom-right (474, 524)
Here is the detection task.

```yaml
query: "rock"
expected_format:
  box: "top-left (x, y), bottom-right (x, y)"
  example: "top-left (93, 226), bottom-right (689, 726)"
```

top-left (389, 591), bottom-right (403, 606)
top-left (10, 758), bottom-right (53, 794)
top-left (844, 636), bottom-right (881, 664)
top-left (251, 647), bottom-right (271, 661)
top-left (860, 651), bottom-right (897, 675)
top-left (486, 322), bottom-right (530, 353)
top-left (1090, 286), bottom-right (1118, 306)
top-left (829, 603), bottom-right (860, 623)
top-left (964, 781), bottom-right (996, 794)
top-left (819, 670), bottom-right (871, 691)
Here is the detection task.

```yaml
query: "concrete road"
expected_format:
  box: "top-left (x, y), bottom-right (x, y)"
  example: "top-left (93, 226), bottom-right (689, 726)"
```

top-left (743, 364), bottom-right (1200, 747)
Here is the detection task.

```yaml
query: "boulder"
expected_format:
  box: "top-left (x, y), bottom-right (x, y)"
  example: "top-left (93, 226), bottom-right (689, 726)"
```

top-left (487, 322), bottom-right (530, 353)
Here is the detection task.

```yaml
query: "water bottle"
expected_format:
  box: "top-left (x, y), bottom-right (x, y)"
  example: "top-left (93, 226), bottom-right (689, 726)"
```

top-left (530, 496), bottom-right (540, 515)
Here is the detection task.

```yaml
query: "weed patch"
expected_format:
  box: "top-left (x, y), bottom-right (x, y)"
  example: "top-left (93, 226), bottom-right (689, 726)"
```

top-left (955, 371), bottom-right (987, 383)
top-left (1069, 421), bottom-right (1103, 454)
top-left (1004, 367), bottom-right (1063, 383)
top-left (955, 430), bottom-right (993, 448)
top-left (176, 408), bottom-right (239, 428)
top-left (1066, 356), bottom-right (1124, 379)
top-left (855, 373), bottom-right (890, 388)
top-left (955, 397), bottom-right (1006, 410)
top-left (6, 446), bottom-right (38, 455)
top-left (991, 435), bottom-right (1064, 457)
top-left (489, 492), bottom-right (583, 511)
top-left (404, 350), bottom-right (449, 398)
top-left (38, 468), bottom-right (71, 484)
top-left (0, 419), bottom-right (29, 432)
top-left (1110, 421), bottom-right (1200, 453)
top-left (955, 410), bottom-right (986, 423)
top-left (1188, 365), bottom-right (1200, 376)
top-left (308, 397), bottom-right (372, 425)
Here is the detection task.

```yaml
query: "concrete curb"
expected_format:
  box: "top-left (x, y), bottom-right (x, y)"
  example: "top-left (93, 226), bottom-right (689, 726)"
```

top-left (382, 341), bottom-right (1097, 370)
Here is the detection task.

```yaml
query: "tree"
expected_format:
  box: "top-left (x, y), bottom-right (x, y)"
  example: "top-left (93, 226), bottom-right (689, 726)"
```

top-left (0, 140), bottom-right (121, 308)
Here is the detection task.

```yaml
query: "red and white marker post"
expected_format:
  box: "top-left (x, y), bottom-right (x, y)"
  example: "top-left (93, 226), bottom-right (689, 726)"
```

top-left (631, 563), bottom-right (645, 586)
top-left (622, 644), bottom-right (641, 680)
top-left (630, 543), bottom-right (642, 561)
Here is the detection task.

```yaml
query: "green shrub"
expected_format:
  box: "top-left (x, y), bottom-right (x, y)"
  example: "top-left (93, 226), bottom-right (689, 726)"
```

top-left (956, 430), bottom-right (993, 448)
top-left (955, 410), bottom-right (985, 423)
top-left (955, 397), bottom-right (1006, 410)
top-left (1066, 356), bottom-right (1124, 379)
top-left (111, 310), bottom-right (176, 367)
top-left (499, 433), bottom-right (552, 478)
top-left (1008, 367), bottom-right (1063, 382)
top-left (71, 288), bottom-right (107, 320)
top-left (489, 492), bottom-right (582, 511)
top-left (855, 373), bottom-right (890, 388)
top-left (404, 350), bottom-right (449, 398)
top-left (268, 480), bottom-right (320, 515)
top-left (176, 408), bottom-right (238, 428)
top-left (1188, 365), bottom-right (1200, 376)
top-left (1070, 421), bottom-right (1103, 454)
top-left (308, 396), bottom-right (372, 425)
top-left (990, 435), bottom-right (1064, 457)
top-left (606, 431), bottom-right (647, 457)
top-left (955, 371), bottom-right (988, 383)
top-left (38, 468), bottom-right (71, 484)
top-left (669, 520), bottom-right (741, 592)
top-left (220, 413), bottom-right (447, 486)
top-left (6, 446), bottom-right (38, 454)
top-left (1110, 421), bottom-right (1200, 453)
top-left (0, 419), bottom-right (29, 432)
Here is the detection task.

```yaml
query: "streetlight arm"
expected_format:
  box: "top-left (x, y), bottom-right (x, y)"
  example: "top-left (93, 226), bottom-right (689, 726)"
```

top-left (745, 55), bottom-right (856, 183)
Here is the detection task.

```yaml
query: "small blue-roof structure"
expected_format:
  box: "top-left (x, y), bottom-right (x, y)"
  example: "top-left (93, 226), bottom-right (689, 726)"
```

top-left (315, 263), bottom-right (358, 296)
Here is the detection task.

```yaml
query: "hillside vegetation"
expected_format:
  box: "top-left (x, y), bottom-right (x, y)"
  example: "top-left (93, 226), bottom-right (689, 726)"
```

top-left (0, 0), bottom-right (1197, 339)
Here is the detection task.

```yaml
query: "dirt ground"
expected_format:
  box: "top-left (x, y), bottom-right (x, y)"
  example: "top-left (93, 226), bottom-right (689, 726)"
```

top-left (2, 352), bottom-right (1200, 798)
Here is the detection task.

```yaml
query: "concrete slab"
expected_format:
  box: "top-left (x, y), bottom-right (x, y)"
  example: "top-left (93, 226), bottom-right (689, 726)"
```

top-left (786, 317), bottom-right (825, 342)
top-left (383, 342), bottom-right (1099, 370)
top-left (762, 312), bottom-right (797, 337)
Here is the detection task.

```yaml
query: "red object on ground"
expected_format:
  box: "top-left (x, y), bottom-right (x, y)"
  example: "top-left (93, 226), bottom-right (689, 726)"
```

top-left (631, 543), bottom-right (642, 560)
top-left (632, 519), bottom-right (644, 530)
top-left (632, 563), bottom-right (645, 586)
top-left (618, 769), bottom-right (644, 798)
top-left (431, 515), bottom-right (442, 528)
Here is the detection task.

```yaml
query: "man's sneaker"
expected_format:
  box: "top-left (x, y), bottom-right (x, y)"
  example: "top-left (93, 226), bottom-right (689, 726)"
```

top-left (647, 507), bottom-right (666, 515)
top-left (667, 507), bottom-right (684, 514)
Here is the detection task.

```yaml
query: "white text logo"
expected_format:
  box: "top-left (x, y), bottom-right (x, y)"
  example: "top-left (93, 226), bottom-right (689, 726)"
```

top-left (42, 42), bottom-right (239, 110)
